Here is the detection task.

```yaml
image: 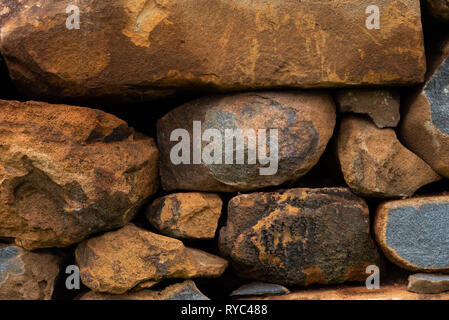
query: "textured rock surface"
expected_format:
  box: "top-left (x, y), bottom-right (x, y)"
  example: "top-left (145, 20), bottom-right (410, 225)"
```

top-left (231, 282), bottom-right (290, 297)
top-left (75, 224), bottom-right (228, 294)
top-left (400, 38), bottom-right (449, 178)
top-left (335, 89), bottom-right (400, 128)
top-left (375, 196), bottom-right (449, 272)
top-left (0, 0), bottom-right (425, 102)
top-left (408, 274), bottom-right (449, 294)
top-left (79, 280), bottom-right (209, 300)
top-left (158, 92), bottom-right (335, 192)
top-left (219, 188), bottom-right (381, 286)
top-left (146, 193), bottom-right (222, 240)
top-left (0, 100), bottom-right (159, 250)
top-left (337, 116), bottom-right (440, 198)
top-left (246, 284), bottom-right (449, 300)
top-left (423, 0), bottom-right (449, 22)
top-left (0, 244), bottom-right (60, 300)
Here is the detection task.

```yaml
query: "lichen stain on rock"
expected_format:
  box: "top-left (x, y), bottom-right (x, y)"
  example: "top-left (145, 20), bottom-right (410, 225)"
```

top-left (0, 246), bottom-right (24, 286)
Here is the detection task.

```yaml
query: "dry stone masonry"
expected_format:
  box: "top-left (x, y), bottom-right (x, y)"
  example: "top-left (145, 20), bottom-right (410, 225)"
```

top-left (0, 0), bottom-right (448, 301)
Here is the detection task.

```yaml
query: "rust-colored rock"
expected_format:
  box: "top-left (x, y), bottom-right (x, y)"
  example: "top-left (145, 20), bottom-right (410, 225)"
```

top-left (0, 244), bottom-right (60, 300)
top-left (79, 280), bottom-right (209, 300)
top-left (146, 193), bottom-right (222, 240)
top-left (399, 36), bottom-right (449, 178)
top-left (337, 116), bottom-right (440, 198)
top-left (158, 92), bottom-right (336, 192)
top-left (75, 224), bottom-right (228, 294)
top-left (335, 89), bottom-right (400, 128)
top-left (0, 100), bottom-right (159, 250)
top-left (0, 0), bottom-right (425, 103)
top-left (218, 188), bottom-right (381, 286)
top-left (374, 196), bottom-right (449, 273)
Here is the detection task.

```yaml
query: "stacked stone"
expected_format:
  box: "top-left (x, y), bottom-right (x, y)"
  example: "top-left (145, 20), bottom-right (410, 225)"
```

top-left (0, 0), bottom-right (448, 300)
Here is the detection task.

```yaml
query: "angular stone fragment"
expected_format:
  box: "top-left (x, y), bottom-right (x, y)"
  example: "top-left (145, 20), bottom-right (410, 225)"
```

top-left (0, 0), bottom-right (425, 102)
top-left (423, 0), bottom-right (449, 22)
top-left (146, 193), bottom-right (222, 240)
top-left (335, 89), bottom-right (400, 128)
top-left (400, 37), bottom-right (449, 178)
top-left (158, 92), bottom-right (336, 192)
top-left (0, 100), bottom-right (159, 250)
top-left (337, 116), bottom-right (440, 198)
top-left (0, 244), bottom-right (60, 300)
top-left (79, 280), bottom-right (209, 300)
top-left (231, 282), bottom-right (290, 297)
top-left (219, 188), bottom-right (381, 286)
top-left (375, 196), bottom-right (449, 272)
top-left (408, 274), bottom-right (449, 294)
top-left (75, 224), bottom-right (228, 294)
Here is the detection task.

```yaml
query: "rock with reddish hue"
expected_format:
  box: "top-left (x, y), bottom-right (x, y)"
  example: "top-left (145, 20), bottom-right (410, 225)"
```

top-left (146, 193), bottom-right (222, 240)
top-left (408, 274), bottom-right (449, 294)
top-left (400, 37), bottom-right (449, 178)
top-left (337, 116), bottom-right (440, 198)
top-left (335, 89), bottom-right (400, 128)
top-left (0, 100), bottom-right (159, 250)
top-left (158, 92), bottom-right (336, 192)
top-left (0, 244), bottom-right (60, 300)
top-left (75, 224), bottom-right (228, 294)
top-left (423, 0), bottom-right (449, 22)
top-left (79, 280), bottom-right (209, 300)
top-left (0, 0), bottom-right (425, 103)
top-left (231, 282), bottom-right (290, 297)
top-left (219, 188), bottom-right (381, 286)
top-left (375, 196), bottom-right (449, 272)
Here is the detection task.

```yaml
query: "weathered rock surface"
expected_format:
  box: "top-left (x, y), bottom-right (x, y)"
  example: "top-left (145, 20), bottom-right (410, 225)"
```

top-left (146, 193), bottom-right (222, 240)
top-left (408, 274), bottom-right (449, 294)
top-left (0, 100), bottom-right (159, 250)
top-left (246, 284), bottom-right (449, 300)
top-left (231, 282), bottom-right (290, 297)
top-left (158, 92), bottom-right (336, 192)
top-left (0, 0), bottom-right (425, 102)
top-left (423, 0), bottom-right (449, 22)
top-left (0, 244), bottom-right (60, 300)
top-left (337, 116), bottom-right (440, 198)
top-left (400, 37), bottom-right (449, 178)
top-left (75, 224), bottom-right (228, 294)
top-left (335, 89), bottom-right (400, 128)
top-left (79, 280), bottom-right (209, 300)
top-left (375, 196), bottom-right (449, 272)
top-left (219, 188), bottom-right (381, 286)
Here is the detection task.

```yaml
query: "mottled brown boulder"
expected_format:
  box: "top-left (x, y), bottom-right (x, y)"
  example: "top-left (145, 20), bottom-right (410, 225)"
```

top-left (0, 100), bottom-right (159, 250)
top-left (75, 224), bottom-right (228, 294)
top-left (0, 244), bottom-right (60, 300)
top-left (337, 116), bottom-right (440, 198)
top-left (374, 196), bottom-right (449, 272)
top-left (146, 193), bottom-right (222, 240)
top-left (0, 0), bottom-right (425, 103)
top-left (158, 92), bottom-right (336, 192)
top-left (219, 188), bottom-right (381, 286)
top-left (408, 274), bottom-right (449, 294)
top-left (399, 37), bottom-right (449, 178)
top-left (79, 280), bottom-right (209, 300)
top-left (423, 0), bottom-right (449, 22)
top-left (335, 89), bottom-right (400, 128)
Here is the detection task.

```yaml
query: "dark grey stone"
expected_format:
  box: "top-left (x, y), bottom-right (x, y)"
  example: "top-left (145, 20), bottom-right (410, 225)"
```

top-left (0, 246), bottom-right (24, 285)
top-left (231, 282), bottom-right (290, 297)
top-left (386, 203), bottom-right (449, 268)
top-left (426, 58), bottom-right (449, 135)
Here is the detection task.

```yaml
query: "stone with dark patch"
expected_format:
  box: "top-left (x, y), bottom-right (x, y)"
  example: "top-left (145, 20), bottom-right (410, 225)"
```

top-left (0, 244), bottom-right (60, 300)
top-left (423, 0), bottom-right (449, 22)
top-left (375, 196), bottom-right (449, 272)
top-left (408, 274), bottom-right (449, 294)
top-left (337, 116), bottom-right (440, 198)
top-left (219, 188), bottom-right (381, 286)
top-left (158, 92), bottom-right (335, 192)
top-left (75, 224), bottom-right (228, 294)
top-left (79, 280), bottom-right (209, 300)
top-left (0, 100), bottom-right (159, 250)
top-left (230, 282), bottom-right (290, 297)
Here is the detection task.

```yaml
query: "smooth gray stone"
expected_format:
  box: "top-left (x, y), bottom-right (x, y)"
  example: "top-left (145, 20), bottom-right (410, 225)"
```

top-left (231, 282), bottom-right (290, 297)
top-left (426, 58), bottom-right (449, 135)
